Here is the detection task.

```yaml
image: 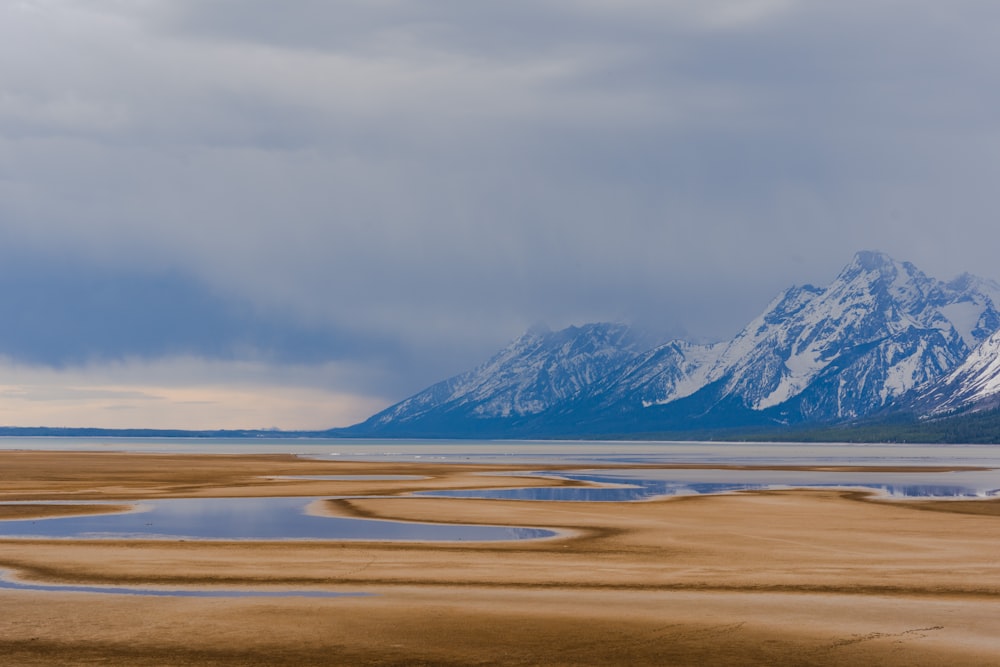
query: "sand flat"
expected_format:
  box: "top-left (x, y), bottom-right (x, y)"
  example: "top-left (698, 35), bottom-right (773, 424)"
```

top-left (0, 450), bottom-right (999, 665)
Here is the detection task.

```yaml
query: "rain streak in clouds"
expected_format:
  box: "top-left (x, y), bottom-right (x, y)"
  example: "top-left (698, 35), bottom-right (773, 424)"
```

top-left (1, 1), bottom-right (998, 428)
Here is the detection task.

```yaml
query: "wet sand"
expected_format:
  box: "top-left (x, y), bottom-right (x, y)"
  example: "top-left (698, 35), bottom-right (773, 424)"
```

top-left (1, 450), bottom-right (999, 665)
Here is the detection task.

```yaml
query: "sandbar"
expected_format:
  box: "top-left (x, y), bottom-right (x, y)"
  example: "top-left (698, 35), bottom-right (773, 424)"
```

top-left (1, 450), bottom-right (999, 665)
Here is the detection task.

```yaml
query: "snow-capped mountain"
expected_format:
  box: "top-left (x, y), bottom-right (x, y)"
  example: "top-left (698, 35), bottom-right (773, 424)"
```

top-left (346, 251), bottom-right (1000, 437)
top-left (706, 250), bottom-right (997, 420)
top-left (585, 339), bottom-right (725, 410)
top-left (353, 323), bottom-right (648, 434)
top-left (574, 251), bottom-right (1000, 424)
top-left (916, 329), bottom-right (1000, 416)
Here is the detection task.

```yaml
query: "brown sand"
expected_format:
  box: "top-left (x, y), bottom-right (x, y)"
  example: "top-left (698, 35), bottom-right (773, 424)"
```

top-left (1, 450), bottom-right (999, 665)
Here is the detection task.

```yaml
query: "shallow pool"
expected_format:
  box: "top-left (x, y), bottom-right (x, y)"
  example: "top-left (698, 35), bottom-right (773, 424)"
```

top-left (417, 467), bottom-right (1000, 501)
top-left (0, 496), bottom-right (556, 541)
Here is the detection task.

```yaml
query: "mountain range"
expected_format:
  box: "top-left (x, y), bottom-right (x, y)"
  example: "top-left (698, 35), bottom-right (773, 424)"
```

top-left (342, 251), bottom-right (1000, 438)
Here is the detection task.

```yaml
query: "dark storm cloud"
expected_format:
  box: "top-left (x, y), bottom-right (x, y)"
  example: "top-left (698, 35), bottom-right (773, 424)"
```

top-left (0, 246), bottom-right (385, 367)
top-left (2, 1), bottom-right (1000, 413)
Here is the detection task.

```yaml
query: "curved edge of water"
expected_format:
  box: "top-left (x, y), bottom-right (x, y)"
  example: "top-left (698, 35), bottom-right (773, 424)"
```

top-left (302, 498), bottom-right (570, 543)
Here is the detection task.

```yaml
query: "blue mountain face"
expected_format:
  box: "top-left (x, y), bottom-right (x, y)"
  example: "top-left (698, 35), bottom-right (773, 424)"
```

top-left (348, 251), bottom-right (1000, 437)
top-left (354, 323), bottom-right (648, 435)
top-left (913, 328), bottom-right (1000, 417)
top-left (692, 251), bottom-right (994, 420)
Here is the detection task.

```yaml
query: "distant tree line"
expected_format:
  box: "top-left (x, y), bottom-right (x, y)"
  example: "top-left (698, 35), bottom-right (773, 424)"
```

top-left (607, 409), bottom-right (1000, 444)
top-left (2, 408), bottom-right (999, 444)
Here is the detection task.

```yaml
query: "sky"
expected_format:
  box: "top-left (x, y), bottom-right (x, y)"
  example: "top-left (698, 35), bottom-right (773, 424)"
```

top-left (1, 1), bottom-right (999, 430)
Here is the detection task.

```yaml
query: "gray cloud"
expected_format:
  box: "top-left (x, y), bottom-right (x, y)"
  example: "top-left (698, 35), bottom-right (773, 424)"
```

top-left (2, 1), bottom-right (1000, 418)
top-left (0, 246), bottom-right (382, 364)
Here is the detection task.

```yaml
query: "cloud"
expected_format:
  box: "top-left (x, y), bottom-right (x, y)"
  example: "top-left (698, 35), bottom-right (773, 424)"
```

top-left (0, 356), bottom-right (385, 430)
top-left (0, 245), bottom-right (390, 366)
top-left (2, 1), bottom-right (1000, 426)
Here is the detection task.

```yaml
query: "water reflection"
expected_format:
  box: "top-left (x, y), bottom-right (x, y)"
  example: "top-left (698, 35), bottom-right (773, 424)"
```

top-left (261, 475), bottom-right (426, 481)
top-left (417, 469), bottom-right (1000, 502)
top-left (0, 497), bottom-right (556, 542)
top-left (421, 483), bottom-right (690, 502)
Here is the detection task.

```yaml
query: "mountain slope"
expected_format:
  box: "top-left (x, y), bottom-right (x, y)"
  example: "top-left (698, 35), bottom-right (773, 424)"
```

top-left (916, 329), bottom-right (1000, 416)
top-left (723, 252), bottom-right (984, 419)
top-left (712, 251), bottom-right (984, 420)
top-left (345, 251), bottom-right (1000, 437)
top-left (349, 323), bottom-right (648, 435)
top-left (576, 251), bottom-right (1000, 425)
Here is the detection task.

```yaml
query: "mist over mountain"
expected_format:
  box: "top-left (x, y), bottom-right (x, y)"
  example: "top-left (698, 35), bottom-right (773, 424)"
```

top-left (343, 251), bottom-right (1000, 438)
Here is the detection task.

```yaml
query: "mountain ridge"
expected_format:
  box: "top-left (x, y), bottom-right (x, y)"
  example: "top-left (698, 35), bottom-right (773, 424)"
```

top-left (345, 251), bottom-right (1000, 438)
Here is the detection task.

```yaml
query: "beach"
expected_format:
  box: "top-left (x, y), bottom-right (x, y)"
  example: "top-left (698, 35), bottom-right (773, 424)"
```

top-left (1, 450), bottom-right (999, 665)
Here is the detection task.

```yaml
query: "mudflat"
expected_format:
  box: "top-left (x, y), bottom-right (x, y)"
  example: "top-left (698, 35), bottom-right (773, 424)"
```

top-left (1, 450), bottom-right (999, 666)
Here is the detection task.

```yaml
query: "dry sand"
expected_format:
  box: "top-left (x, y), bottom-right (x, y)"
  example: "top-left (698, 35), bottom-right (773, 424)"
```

top-left (1, 450), bottom-right (999, 665)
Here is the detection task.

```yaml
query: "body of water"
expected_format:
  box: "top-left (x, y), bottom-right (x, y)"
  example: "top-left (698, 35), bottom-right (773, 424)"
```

top-left (3, 435), bottom-right (1000, 467)
top-left (420, 468), bottom-right (1000, 501)
top-left (1, 436), bottom-right (998, 543)
top-left (0, 496), bottom-right (555, 542)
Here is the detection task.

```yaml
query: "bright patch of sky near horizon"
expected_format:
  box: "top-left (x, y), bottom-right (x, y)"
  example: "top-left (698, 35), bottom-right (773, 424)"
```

top-left (1, 1), bottom-right (999, 429)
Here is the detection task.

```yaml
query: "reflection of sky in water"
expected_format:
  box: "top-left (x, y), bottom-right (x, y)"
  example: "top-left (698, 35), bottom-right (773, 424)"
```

top-left (1, 439), bottom-right (998, 539)
top-left (261, 475), bottom-right (426, 481)
top-left (0, 497), bottom-right (555, 541)
top-left (418, 468), bottom-right (1000, 501)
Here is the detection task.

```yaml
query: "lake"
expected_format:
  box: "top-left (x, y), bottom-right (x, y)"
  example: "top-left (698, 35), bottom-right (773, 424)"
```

top-left (1, 436), bottom-right (998, 542)
top-left (3, 436), bottom-right (1000, 467)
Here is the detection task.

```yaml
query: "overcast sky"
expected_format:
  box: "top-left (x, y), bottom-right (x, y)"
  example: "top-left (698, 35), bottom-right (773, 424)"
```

top-left (1, 1), bottom-right (998, 429)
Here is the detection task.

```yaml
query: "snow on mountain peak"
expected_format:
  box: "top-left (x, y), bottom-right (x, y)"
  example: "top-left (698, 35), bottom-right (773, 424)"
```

top-left (921, 329), bottom-right (1000, 416)
top-left (360, 322), bottom-right (647, 427)
top-left (351, 251), bottom-right (1000, 436)
top-left (694, 250), bottom-right (994, 416)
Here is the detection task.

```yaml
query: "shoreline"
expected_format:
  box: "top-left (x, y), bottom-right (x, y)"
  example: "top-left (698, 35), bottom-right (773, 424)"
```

top-left (1, 450), bottom-right (999, 665)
